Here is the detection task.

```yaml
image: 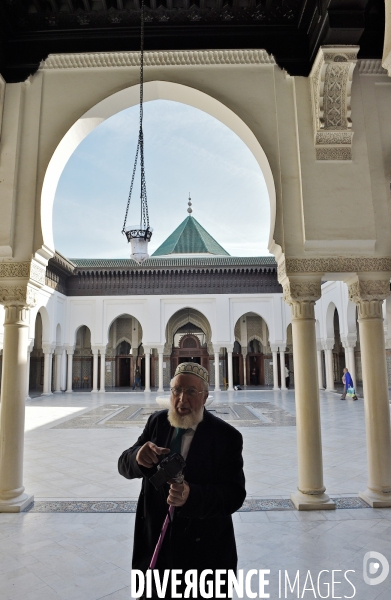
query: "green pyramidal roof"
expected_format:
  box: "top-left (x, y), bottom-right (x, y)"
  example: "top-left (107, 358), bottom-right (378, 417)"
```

top-left (152, 215), bottom-right (230, 257)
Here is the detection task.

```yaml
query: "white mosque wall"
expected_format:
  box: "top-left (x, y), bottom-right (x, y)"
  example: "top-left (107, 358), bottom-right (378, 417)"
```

top-left (2, 52), bottom-right (391, 270)
top-left (2, 279), bottom-right (391, 391)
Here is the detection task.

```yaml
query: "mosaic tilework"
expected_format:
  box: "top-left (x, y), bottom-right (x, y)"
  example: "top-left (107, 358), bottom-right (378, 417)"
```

top-left (24, 497), bottom-right (369, 513)
top-left (52, 402), bottom-right (296, 429)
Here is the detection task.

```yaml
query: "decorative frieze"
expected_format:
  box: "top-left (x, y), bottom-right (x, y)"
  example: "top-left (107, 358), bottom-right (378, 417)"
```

top-left (65, 267), bottom-right (281, 296)
top-left (29, 261), bottom-right (46, 286)
top-left (310, 46), bottom-right (359, 160)
top-left (278, 257), bottom-right (391, 279)
top-left (41, 50), bottom-right (275, 71)
top-left (0, 262), bottom-right (30, 278)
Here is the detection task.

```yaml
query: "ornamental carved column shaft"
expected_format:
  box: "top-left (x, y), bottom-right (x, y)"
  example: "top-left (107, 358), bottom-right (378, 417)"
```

top-left (348, 277), bottom-right (391, 507)
top-left (283, 277), bottom-right (334, 510)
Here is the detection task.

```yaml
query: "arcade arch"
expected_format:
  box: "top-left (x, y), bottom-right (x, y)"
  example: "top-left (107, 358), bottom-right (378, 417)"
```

top-left (106, 314), bottom-right (145, 389)
top-left (233, 312), bottom-right (272, 387)
top-left (164, 308), bottom-right (212, 388)
top-left (41, 80), bottom-right (276, 257)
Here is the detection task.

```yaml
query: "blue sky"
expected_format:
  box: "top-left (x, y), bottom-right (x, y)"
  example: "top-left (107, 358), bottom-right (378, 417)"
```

top-left (53, 100), bottom-right (271, 258)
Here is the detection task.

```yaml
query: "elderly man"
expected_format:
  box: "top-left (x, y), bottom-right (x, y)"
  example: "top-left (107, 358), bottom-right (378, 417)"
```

top-left (118, 362), bottom-right (246, 597)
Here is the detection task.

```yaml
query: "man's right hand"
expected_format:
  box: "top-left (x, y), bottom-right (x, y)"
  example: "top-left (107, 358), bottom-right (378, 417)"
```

top-left (136, 442), bottom-right (170, 468)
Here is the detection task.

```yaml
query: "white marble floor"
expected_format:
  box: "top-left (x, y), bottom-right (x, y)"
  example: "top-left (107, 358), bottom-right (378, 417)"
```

top-left (23, 389), bottom-right (367, 499)
top-left (1, 389), bottom-right (391, 599)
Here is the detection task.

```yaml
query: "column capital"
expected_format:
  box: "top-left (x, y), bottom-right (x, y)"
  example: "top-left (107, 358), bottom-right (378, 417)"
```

top-left (0, 259), bottom-right (47, 308)
top-left (54, 346), bottom-right (64, 356)
top-left (97, 345), bottom-right (107, 354)
top-left (347, 276), bottom-right (391, 319)
top-left (42, 343), bottom-right (55, 354)
top-left (225, 345), bottom-right (234, 353)
top-left (143, 346), bottom-right (151, 354)
top-left (321, 339), bottom-right (334, 351)
top-left (270, 343), bottom-right (279, 352)
top-left (91, 346), bottom-right (100, 355)
top-left (341, 335), bottom-right (357, 349)
top-left (156, 346), bottom-right (165, 355)
top-left (279, 346), bottom-right (287, 353)
top-left (212, 345), bottom-right (221, 354)
top-left (282, 276), bottom-right (322, 320)
top-left (64, 345), bottom-right (75, 355)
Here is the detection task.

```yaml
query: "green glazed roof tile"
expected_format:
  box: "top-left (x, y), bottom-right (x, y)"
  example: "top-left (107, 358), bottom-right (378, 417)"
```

top-left (151, 215), bottom-right (230, 256)
top-left (69, 256), bottom-right (276, 268)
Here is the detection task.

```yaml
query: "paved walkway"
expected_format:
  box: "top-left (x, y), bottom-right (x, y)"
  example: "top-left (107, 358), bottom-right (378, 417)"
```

top-left (1, 390), bottom-right (391, 599)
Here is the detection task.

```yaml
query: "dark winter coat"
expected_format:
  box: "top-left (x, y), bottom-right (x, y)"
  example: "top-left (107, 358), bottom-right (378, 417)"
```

top-left (118, 408), bottom-right (246, 575)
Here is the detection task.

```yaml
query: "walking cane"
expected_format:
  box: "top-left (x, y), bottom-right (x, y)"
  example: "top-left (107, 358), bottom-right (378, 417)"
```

top-left (149, 472), bottom-right (184, 570)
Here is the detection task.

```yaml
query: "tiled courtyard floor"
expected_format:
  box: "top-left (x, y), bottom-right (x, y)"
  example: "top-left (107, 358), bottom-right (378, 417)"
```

top-left (1, 389), bottom-right (391, 599)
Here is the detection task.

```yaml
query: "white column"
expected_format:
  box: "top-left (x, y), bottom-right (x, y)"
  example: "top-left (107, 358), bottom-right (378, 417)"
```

top-left (242, 353), bottom-right (247, 387)
top-left (66, 348), bottom-right (74, 393)
top-left (157, 347), bottom-right (164, 392)
top-left (323, 341), bottom-right (335, 391)
top-left (99, 347), bottom-right (106, 393)
top-left (60, 349), bottom-right (67, 391)
top-left (227, 347), bottom-right (234, 391)
top-left (283, 277), bottom-right (334, 510)
top-left (0, 304), bottom-right (34, 512)
top-left (42, 345), bottom-right (53, 395)
top-left (26, 343), bottom-right (32, 401)
top-left (91, 347), bottom-right (99, 393)
top-left (348, 277), bottom-right (391, 507)
top-left (270, 344), bottom-right (279, 390)
top-left (54, 347), bottom-right (62, 393)
top-left (316, 343), bottom-right (324, 390)
top-left (213, 346), bottom-right (220, 391)
top-left (279, 348), bottom-right (287, 390)
top-left (144, 347), bottom-right (151, 392)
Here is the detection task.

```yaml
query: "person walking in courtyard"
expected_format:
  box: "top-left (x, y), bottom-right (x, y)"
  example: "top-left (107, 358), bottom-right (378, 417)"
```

top-left (133, 367), bottom-right (141, 390)
top-left (285, 365), bottom-right (291, 389)
top-left (341, 367), bottom-right (358, 401)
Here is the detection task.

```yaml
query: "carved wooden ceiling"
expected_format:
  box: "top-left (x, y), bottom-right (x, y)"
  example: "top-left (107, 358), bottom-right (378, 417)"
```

top-left (0, 0), bottom-right (385, 81)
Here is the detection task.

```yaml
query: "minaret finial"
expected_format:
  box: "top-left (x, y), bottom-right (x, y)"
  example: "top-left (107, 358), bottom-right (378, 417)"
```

top-left (187, 193), bottom-right (193, 214)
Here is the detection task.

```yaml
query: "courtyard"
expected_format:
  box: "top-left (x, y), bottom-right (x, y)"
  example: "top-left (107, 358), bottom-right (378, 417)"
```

top-left (1, 389), bottom-right (390, 599)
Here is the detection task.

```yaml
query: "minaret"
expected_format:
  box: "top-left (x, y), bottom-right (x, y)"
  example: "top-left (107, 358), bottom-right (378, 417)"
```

top-left (187, 194), bottom-right (193, 215)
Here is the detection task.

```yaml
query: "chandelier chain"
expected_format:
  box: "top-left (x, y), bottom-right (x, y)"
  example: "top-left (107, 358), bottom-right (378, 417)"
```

top-left (122, 0), bottom-right (149, 234)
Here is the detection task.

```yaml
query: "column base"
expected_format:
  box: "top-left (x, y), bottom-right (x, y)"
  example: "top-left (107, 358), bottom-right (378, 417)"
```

top-left (273, 387), bottom-right (280, 391)
top-left (157, 388), bottom-right (164, 393)
top-left (0, 493), bottom-right (34, 513)
top-left (226, 387), bottom-right (234, 392)
top-left (91, 389), bottom-right (99, 393)
top-left (359, 489), bottom-right (391, 508)
top-left (326, 388), bottom-right (335, 392)
top-left (54, 391), bottom-right (63, 394)
top-left (98, 389), bottom-right (106, 393)
top-left (25, 395), bottom-right (31, 401)
top-left (65, 390), bottom-right (73, 394)
top-left (290, 491), bottom-right (335, 511)
top-left (41, 392), bottom-right (53, 396)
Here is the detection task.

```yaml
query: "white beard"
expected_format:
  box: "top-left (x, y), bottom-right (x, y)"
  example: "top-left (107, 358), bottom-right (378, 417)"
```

top-left (167, 406), bottom-right (204, 429)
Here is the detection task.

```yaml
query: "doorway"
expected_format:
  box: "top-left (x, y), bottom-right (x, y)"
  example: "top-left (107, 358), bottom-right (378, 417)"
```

top-left (117, 357), bottom-right (131, 387)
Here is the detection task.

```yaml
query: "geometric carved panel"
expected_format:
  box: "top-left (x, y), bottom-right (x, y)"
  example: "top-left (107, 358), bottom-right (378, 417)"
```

top-left (310, 45), bottom-right (359, 160)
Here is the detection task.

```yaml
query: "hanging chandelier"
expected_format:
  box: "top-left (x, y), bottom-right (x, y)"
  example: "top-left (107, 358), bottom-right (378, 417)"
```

top-left (122, 0), bottom-right (153, 264)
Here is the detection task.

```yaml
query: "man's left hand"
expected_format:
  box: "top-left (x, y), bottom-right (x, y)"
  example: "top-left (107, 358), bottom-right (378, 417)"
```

top-left (167, 481), bottom-right (190, 507)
